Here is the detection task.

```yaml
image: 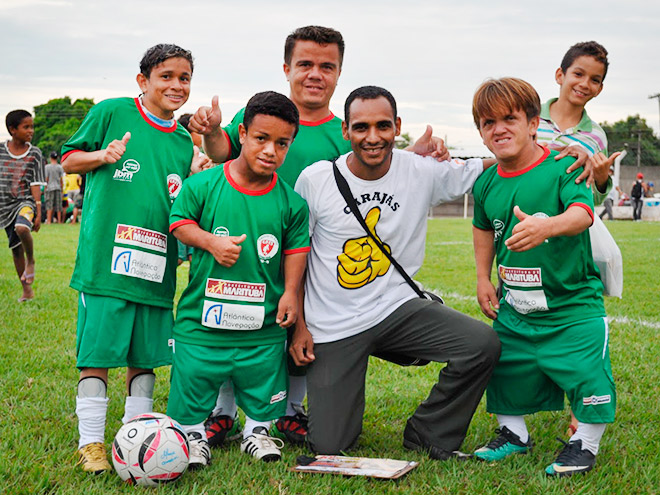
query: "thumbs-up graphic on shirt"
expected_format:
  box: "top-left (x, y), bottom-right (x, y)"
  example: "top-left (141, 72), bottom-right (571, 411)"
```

top-left (337, 207), bottom-right (391, 289)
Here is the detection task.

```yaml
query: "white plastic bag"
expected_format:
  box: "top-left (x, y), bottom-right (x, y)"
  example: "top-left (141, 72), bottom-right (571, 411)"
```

top-left (589, 216), bottom-right (623, 298)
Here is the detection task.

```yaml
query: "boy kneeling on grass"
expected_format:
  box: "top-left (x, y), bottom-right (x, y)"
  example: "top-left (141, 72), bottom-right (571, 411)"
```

top-left (470, 77), bottom-right (615, 477)
top-left (167, 91), bottom-right (310, 467)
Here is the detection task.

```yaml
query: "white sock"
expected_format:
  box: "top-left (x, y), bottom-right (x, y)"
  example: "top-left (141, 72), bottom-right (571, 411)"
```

top-left (212, 380), bottom-right (237, 418)
top-left (571, 422), bottom-right (606, 455)
top-left (243, 417), bottom-right (271, 439)
top-left (122, 396), bottom-right (153, 424)
top-left (286, 375), bottom-right (306, 416)
top-left (76, 397), bottom-right (109, 449)
top-left (180, 423), bottom-right (205, 438)
top-left (496, 414), bottom-right (529, 443)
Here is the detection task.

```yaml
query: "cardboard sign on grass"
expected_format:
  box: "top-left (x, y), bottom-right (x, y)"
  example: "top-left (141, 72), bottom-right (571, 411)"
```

top-left (292, 455), bottom-right (418, 479)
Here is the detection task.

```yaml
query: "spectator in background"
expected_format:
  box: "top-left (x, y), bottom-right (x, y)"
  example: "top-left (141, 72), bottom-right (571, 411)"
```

top-left (45, 151), bottom-right (65, 224)
top-left (631, 172), bottom-right (647, 221)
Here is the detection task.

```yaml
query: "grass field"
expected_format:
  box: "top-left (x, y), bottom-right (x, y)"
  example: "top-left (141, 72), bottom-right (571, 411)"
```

top-left (1, 218), bottom-right (659, 495)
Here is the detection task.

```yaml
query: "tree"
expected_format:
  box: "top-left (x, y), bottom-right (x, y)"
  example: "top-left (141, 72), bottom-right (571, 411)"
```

top-left (395, 132), bottom-right (413, 149)
top-left (600, 114), bottom-right (660, 166)
top-left (32, 97), bottom-right (95, 157)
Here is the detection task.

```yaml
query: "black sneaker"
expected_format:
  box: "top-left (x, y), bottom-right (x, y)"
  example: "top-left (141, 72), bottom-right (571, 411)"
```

top-left (474, 426), bottom-right (533, 461)
top-left (204, 412), bottom-right (242, 448)
top-left (545, 439), bottom-right (596, 477)
top-left (270, 404), bottom-right (308, 445)
top-left (402, 420), bottom-right (470, 460)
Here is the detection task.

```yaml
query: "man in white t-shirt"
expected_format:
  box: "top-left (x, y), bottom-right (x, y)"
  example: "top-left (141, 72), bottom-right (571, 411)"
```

top-left (291, 86), bottom-right (501, 459)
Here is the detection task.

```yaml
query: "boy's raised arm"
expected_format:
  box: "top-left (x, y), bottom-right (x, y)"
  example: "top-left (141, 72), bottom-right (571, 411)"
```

top-left (62, 132), bottom-right (131, 174)
top-left (189, 96), bottom-right (231, 164)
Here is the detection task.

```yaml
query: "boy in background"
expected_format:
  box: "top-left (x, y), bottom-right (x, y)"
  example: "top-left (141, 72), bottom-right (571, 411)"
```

top-left (0, 110), bottom-right (45, 302)
top-left (62, 43), bottom-right (207, 474)
top-left (471, 78), bottom-right (615, 477)
top-left (45, 151), bottom-right (65, 224)
top-left (537, 41), bottom-right (620, 203)
top-left (167, 91), bottom-right (309, 467)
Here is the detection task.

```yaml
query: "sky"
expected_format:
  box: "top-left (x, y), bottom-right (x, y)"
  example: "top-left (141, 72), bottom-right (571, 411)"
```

top-left (1, 0), bottom-right (659, 156)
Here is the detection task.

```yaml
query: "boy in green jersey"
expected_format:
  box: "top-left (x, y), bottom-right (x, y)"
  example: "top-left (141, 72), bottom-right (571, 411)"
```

top-left (167, 91), bottom-right (309, 466)
top-left (62, 44), bottom-right (209, 475)
top-left (470, 78), bottom-right (615, 477)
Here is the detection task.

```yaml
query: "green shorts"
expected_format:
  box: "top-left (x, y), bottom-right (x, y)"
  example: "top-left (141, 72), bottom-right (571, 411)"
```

top-left (76, 292), bottom-right (174, 369)
top-left (167, 340), bottom-right (287, 425)
top-left (487, 307), bottom-right (616, 423)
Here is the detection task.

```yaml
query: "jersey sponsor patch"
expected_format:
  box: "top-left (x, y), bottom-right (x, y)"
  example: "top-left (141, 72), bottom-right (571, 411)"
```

top-left (213, 226), bottom-right (229, 237)
top-left (205, 278), bottom-right (266, 303)
top-left (112, 158), bottom-right (141, 182)
top-left (115, 224), bottom-right (167, 253)
top-left (270, 390), bottom-right (287, 404)
top-left (505, 288), bottom-right (549, 314)
top-left (201, 300), bottom-right (265, 331)
top-left (257, 234), bottom-right (279, 263)
top-left (111, 246), bottom-right (166, 283)
top-left (499, 265), bottom-right (542, 287)
top-left (167, 174), bottom-right (182, 200)
top-left (582, 394), bottom-right (611, 406)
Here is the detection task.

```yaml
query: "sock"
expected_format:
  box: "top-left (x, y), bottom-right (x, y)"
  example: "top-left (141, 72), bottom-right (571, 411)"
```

top-left (496, 414), bottom-right (529, 444)
top-left (286, 375), bottom-right (306, 416)
top-left (571, 422), bottom-right (606, 455)
top-left (212, 380), bottom-right (237, 418)
top-left (243, 417), bottom-right (271, 439)
top-left (122, 372), bottom-right (155, 423)
top-left (181, 423), bottom-right (205, 439)
top-left (76, 377), bottom-right (108, 449)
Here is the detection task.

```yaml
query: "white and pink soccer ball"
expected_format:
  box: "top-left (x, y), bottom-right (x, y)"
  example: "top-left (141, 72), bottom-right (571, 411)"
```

top-left (112, 412), bottom-right (189, 486)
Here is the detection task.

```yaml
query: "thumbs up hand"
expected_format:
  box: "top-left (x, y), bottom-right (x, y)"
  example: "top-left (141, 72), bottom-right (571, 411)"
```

top-left (505, 205), bottom-right (549, 252)
top-left (101, 132), bottom-right (131, 164)
top-left (209, 233), bottom-right (247, 267)
top-left (189, 95), bottom-right (222, 135)
top-left (408, 125), bottom-right (451, 162)
top-left (337, 207), bottom-right (392, 288)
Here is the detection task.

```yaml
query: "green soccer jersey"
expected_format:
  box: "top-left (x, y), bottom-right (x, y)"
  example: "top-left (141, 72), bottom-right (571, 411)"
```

top-left (222, 108), bottom-right (351, 186)
top-left (169, 162), bottom-right (310, 348)
top-left (62, 97), bottom-right (193, 308)
top-left (472, 147), bottom-right (605, 325)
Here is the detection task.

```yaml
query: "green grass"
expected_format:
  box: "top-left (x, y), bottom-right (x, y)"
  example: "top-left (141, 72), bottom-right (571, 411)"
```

top-left (1, 219), bottom-right (659, 494)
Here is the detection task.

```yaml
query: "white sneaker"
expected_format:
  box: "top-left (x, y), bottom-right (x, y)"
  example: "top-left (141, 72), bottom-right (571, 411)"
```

top-left (241, 426), bottom-right (284, 462)
top-left (188, 431), bottom-right (211, 468)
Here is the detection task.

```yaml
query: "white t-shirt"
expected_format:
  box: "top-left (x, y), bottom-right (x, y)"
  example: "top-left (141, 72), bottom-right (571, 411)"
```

top-left (295, 150), bottom-right (483, 343)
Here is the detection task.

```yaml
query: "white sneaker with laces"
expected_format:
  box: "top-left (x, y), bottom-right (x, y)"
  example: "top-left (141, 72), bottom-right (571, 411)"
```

top-left (188, 431), bottom-right (211, 468)
top-left (241, 426), bottom-right (284, 462)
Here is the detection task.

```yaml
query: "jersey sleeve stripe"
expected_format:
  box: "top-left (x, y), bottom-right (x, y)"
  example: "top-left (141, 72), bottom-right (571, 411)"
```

top-left (283, 246), bottom-right (311, 255)
top-left (222, 129), bottom-right (232, 157)
top-left (169, 219), bottom-right (198, 232)
top-left (62, 149), bottom-right (82, 162)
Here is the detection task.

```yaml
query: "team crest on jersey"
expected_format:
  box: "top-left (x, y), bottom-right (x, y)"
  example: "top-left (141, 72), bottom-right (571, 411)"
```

top-left (257, 234), bottom-right (279, 264)
top-left (213, 226), bottom-right (229, 237)
top-left (113, 159), bottom-right (140, 182)
top-left (167, 174), bottom-right (182, 200)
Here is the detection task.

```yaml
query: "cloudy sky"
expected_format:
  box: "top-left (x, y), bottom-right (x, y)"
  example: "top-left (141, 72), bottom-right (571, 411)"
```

top-left (2, 0), bottom-right (659, 155)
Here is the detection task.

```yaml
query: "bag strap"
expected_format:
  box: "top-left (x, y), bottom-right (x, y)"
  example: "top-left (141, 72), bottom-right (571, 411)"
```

top-left (332, 159), bottom-right (427, 299)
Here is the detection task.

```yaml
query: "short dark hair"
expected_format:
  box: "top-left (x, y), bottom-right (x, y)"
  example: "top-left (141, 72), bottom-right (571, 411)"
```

top-left (6, 109), bottom-right (31, 133)
top-left (50, 151), bottom-right (59, 159)
top-left (139, 44), bottom-right (194, 78)
top-left (177, 113), bottom-right (193, 132)
top-left (560, 41), bottom-right (609, 81)
top-left (472, 78), bottom-right (540, 129)
top-left (284, 26), bottom-right (345, 67)
top-left (344, 86), bottom-right (397, 124)
top-left (243, 91), bottom-right (300, 137)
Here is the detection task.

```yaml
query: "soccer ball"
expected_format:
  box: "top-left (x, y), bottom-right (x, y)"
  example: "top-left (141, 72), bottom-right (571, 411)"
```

top-left (112, 412), bottom-right (189, 486)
